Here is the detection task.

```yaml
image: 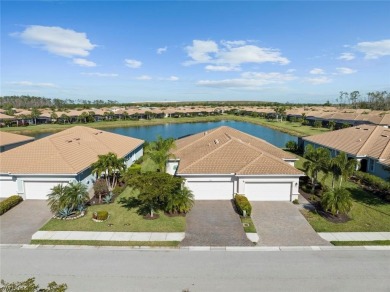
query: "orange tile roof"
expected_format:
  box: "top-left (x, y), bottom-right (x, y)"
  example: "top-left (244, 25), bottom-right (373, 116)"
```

top-left (0, 113), bottom-right (15, 120)
top-left (0, 126), bottom-right (144, 175)
top-left (303, 124), bottom-right (390, 165)
top-left (172, 126), bottom-right (302, 175)
top-left (0, 131), bottom-right (34, 147)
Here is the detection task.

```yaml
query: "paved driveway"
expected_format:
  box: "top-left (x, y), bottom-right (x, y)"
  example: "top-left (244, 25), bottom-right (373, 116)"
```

top-left (0, 200), bottom-right (52, 244)
top-left (180, 200), bottom-right (253, 246)
top-left (251, 202), bottom-right (330, 246)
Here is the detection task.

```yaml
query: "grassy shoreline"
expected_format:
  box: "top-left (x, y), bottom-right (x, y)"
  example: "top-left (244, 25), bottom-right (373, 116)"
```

top-left (0, 115), bottom-right (329, 137)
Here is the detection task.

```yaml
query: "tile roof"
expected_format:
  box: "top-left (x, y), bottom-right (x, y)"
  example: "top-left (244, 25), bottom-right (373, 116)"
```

top-left (303, 124), bottom-right (390, 166)
top-left (172, 126), bottom-right (302, 176)
top-left (0, 131), bottom-right (35, 147)
top-left (0, 126), bottom-right (144, 175)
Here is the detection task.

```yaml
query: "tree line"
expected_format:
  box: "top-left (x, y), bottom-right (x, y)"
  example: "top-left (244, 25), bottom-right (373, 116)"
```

top-left (337, 90), bottom-right (390, 110)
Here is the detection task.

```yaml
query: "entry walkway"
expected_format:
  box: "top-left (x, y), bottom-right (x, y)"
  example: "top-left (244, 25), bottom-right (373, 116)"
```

top-left (32, 231), bottom-right (185, 241)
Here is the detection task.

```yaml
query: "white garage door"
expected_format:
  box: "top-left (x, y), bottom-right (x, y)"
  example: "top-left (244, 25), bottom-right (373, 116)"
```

top-left (0, 178), bottom-right (17, 198)
top-left (24, 181), bottom-right (67, 200)
top-left (187, 181), bottom-right (234, 200)
top-left (245, 183), bottom-right (291, 201)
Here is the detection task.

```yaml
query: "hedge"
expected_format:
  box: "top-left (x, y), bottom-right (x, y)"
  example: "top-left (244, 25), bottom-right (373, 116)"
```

top-left (353, 171), bottom-right (390, 201)
top-left (234, 194), bottom-right (252, 216)
top-left (0, 195), bottom-right (23, 215)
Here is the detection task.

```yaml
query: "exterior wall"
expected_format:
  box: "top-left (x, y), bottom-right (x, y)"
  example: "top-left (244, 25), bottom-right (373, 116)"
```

top-left (0, 175), bottom-right (18, 197)
top-left (372, 161), bottom-right (390, 180)
top-left (166, 160), bottom-right (179, 175)
top-left (123, 145), bottom-right (143, 167)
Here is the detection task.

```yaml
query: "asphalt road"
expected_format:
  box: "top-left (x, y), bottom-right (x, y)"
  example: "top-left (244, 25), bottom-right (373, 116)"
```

top-left (1, 246), bottom-right (389, 291)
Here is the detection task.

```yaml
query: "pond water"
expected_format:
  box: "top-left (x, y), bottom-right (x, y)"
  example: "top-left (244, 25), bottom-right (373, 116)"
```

top-left (32, 120), bottom-right (297, 148)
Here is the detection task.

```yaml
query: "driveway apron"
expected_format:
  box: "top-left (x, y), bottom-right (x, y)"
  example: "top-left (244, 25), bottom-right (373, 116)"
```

top-left (251, 202), bottom-right (331, 246)
top-left (0, 200), bottom-right (52, 244)
top-left (180, 200), bottom-right (253, 246)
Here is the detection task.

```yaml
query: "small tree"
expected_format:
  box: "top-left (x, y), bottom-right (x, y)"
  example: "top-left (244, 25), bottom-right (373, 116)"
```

top-left (93, 178), bottom-right (109, 203)
top-left (285, 140), bottom-right (298, 152)
top-left (321, 188), bottom-right (353, 216)
top-left (164, 186), bottom-right (194, 214)
top-left (91, 152), bottom-right (126, 191)
top-left (0, 277), bottom-right (67, 292)
top-left (328, 120), bottom-right (336, 130)
top-left (313, 120), bottom-right (322, 128)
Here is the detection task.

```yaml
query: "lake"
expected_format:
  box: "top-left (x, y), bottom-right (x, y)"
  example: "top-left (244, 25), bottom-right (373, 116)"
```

top-left (32, 120), bottom-right (297, 148)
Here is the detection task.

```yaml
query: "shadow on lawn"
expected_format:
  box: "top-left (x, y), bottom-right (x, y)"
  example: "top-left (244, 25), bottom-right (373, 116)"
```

top-left (347, 187), bottom-right (390, 217)
top-left (118, 197), bottom-right (150, 216)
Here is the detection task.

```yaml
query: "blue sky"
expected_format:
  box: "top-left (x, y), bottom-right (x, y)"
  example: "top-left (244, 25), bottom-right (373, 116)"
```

top-left (1, 1), bottom-right (390, 103)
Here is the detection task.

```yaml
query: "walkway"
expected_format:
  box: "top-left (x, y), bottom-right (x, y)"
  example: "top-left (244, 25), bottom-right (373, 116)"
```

top-left (32, 231), bottom-right (185, 241)
top-left (319, 232), bottom-right (390, 241)
top-left (180, 200), bottom-right (253, 246)
top-left (0, 200), bottom-right (52, 244)
top-left (251, 202), bottom-right (331, 246)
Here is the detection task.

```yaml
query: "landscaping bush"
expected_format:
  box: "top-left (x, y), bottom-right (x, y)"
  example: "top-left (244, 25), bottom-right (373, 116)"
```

top-left (285, 140), bottom-right (298, 152)
top-left (112, 184), bottom-right (125, 196)
top-left (0, 195), bottom-right (23, 215)
top-left (353, 171), bottom-right (390, 201)
top-left (234, 194), bottom-right (252, 216)
top-left (93, 210), bottom-right (108, 221)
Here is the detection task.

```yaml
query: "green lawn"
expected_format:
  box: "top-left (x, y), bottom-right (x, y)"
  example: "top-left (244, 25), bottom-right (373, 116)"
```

top-left (40, 187), bottom-right (186, 232)
top-left (240, 216), bottom-right (257, 233)
top-left (296, 158), bottom-right (390, 232)
top-left (0, 115), bottom-right (329, 137)
top-left (30, 240), bottom-right (180, 247)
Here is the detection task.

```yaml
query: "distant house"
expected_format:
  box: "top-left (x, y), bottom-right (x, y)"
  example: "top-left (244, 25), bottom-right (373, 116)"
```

top-left (303, 125), bottom-right (390, 180)
top-left (0, 126), bottom-right (144, 200)
top-left (167, 126), bottom-right (303, 201)
top-left (0, 131), bottom-right (34, 153)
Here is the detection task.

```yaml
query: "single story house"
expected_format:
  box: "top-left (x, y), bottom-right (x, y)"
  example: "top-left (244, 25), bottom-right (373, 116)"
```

top-left (0, 131), bottom-right (35, 153)
top-left (302, 124), bottom-right (390, 180)
top-left (167, 126), bottom-right (303, 201)
top-left (0, 126), bottom-right (144, 200)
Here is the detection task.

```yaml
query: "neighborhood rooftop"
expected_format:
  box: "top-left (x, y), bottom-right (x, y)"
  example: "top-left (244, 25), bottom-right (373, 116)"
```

top-left (303, 124), bottom-right (390, 166)
top-left (0, 126), bottom-right (144, 175)
top-left (0, 131), bottom-right (34, 147)
top-left (172, 126), bottom-right (302, 175)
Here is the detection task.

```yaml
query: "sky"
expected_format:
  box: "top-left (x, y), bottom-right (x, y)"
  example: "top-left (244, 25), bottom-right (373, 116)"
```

top-left (1, 1), bottom-right (390, 103)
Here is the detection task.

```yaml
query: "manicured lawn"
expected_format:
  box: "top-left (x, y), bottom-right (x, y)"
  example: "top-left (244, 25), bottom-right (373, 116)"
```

top-left (331, 240), bottom-right (390, 246)
top-left (296, 157), bottom-right (390, 232)
top-left (0, 115), bottom-right (329, 137)
top-left (30, 240), bottom-right (180, 247)
top-left (40, 187), bottom-right (186, 232)
top-left (240, 216), bottom-right (257, 233)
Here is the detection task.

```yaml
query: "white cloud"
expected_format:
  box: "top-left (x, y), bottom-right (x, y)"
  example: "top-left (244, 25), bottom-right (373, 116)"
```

top-left (286, 69), bottom-right (296, 73)
top-left (157, 46), bottom-right (167, 54)
top-left (9, 81), bottom-right (56, 88)
top-left (136, 75), bottom-right (152, 80)
top-left (184, 39), bottom-right (289, 69)
top-left (167, 76), bottom-right (179, 81)
top-left (11, 25), bottom-right (96, 58)
top-left (125, 59), bottom-right (142, 68)
top-left (356, 39), bottom-right (390, 59)
top-left (338, 52), bottom-right (355, 61)
top-left (305, 76), bottom-right (332, 85)
top-left (309, 68), bottom-right (325, 75)
top-left (335, 67), bottom-right (357, 75)
top-left (197, 71), bottom-right (295, 88)
top-left (82, 72), bottom-right (118, 77)
top-left (205, 65), bottom-right (240, 72)
top-left (73, 58), bottom-right (96, 67)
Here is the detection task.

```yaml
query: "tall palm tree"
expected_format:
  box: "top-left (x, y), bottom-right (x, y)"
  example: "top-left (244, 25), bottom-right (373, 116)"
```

top-left (331, 152), bottom-right (358, 188)
top-left (30, 108), bottom-right (41, 125)
top-left (91, 152), bottom-right (126, 191)
top-left (145, 136), bottom-right (176, 172)
top-left (321, 188), bottom-right (353, 216)
top-left (303, 145), bottom-right (331, 193)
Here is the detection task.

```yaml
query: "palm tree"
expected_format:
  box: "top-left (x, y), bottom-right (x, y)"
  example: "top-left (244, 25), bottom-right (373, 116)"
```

top-left (331, 152), bottom-right (358, 188)
top-left (328, 120), bottom-right (336, 130)
top-left (30, 108), bottom-right (41, 125)
top-left (303, 145), bottom-right (331, 193)
top-left (164, 186), bottom-right (194, 214)
top-left (91, 152), bottom-right (126, 191)
top-left (321, 188), bottom-right (353, 216)
top-left (145, 136), bottom-right (176, 172)
top-left (47, 184), bottom-right (67, 214)
top-left (62, 182), bottom-right (89, 211)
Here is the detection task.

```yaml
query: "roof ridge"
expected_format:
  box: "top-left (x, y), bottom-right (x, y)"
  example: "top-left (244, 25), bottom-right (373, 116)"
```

top-left (175, 127), bottom-right (221, 153)
top-left (48, 131), bottom-right (81, 173)
top-left (356, 125), bottom-right (382, 156)
top-left (378, 135), bottom-right (390, 160)
top-left (179, 138), bottom-right (234, 173)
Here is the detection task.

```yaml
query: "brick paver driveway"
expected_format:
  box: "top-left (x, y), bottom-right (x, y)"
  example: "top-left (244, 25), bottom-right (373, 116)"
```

top-left (0, 200), bottom-right (52, 244)
top-left (251, 202), bottom-right (330, 246)
top-left (180, 200), bottom-right (253, 246)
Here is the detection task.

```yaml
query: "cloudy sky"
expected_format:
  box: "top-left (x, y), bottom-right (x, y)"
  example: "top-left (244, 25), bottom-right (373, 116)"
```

top-left (1, 1), bottom-right (389, 103)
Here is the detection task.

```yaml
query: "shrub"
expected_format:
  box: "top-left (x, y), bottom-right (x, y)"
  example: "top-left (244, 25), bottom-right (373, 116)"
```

top-left (0, 195), bottom-right (23, 215)
top-left (353, 171), bottom-right (390, 201)
top-left (321, 188), bottom-right (352, 216)
top-left (285, 140), bottom-right (298, 152)
top-left (313, 120), bottom-right (322, 128)
top-left (94, 178), bottom-right (109, 196)
top-left (102, 192), bottom-right (113, 204)
top-left (112, 185), bottom-right (125, 196)
top-left (93, 210), bottom-right (109, 221)
top-left (292, 199), bottom-right (299, 205)
top-left (234, 194), bottom-right (252, 216)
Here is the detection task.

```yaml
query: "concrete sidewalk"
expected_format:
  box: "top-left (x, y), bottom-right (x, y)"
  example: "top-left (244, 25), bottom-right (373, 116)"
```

top-left (319, 232), bottom-right (390, 241)
top-left (32, 231), bottom-right (185, 242)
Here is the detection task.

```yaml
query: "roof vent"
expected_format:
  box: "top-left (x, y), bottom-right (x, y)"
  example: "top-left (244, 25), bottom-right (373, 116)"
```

top-left (74, 138), bottom-right (80, 141)
top-left (204, 131), bottom-right (208, 135)
top-left (66, 139), bottom-right (72, 143)
top-left (358, 138), bottom-right (362, 142)
top-left (363, 128), bottom-right (369, 130)
top-left (381, 134), bottom-right (389, 138)
top-left (214, 139), bottom-right (219, 144)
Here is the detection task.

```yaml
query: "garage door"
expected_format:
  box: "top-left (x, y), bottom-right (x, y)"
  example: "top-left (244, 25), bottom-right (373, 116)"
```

top-left (186, 181), bottom-right (234, 200)
top-left (244, 183), bottom-right (291, 201)
top-left (24, 181), bottom-right (67, 200)
top-left (0, 178), bottom-right (17, 198)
